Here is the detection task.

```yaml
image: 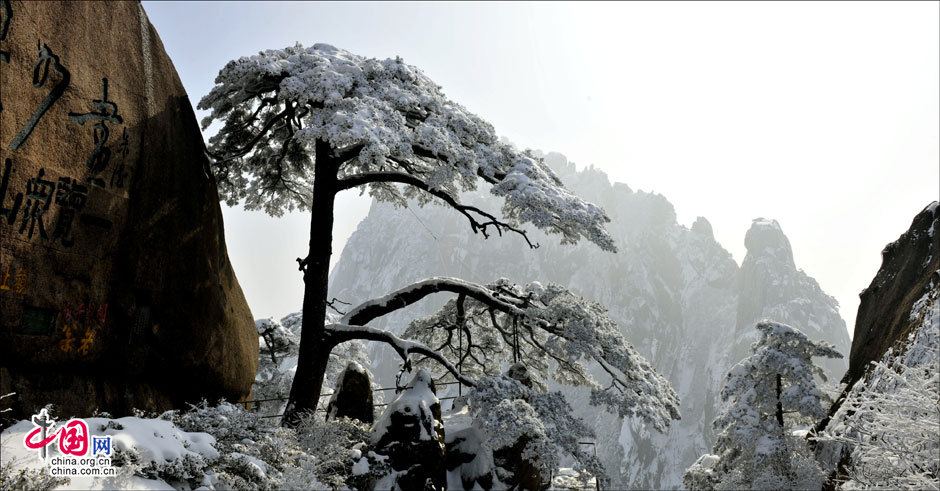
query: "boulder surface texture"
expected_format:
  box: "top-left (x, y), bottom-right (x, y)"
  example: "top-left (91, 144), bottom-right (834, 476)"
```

top-left (326, 361), bottom-right (374, 424)
top-left (0, 0), bottom-right (256, 419)
top-left (844, 201), bottom-right (939, 386)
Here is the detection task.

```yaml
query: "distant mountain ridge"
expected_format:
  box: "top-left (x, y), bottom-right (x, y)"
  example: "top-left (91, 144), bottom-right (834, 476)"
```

top-left (328, 152), bottom-right (851, 489)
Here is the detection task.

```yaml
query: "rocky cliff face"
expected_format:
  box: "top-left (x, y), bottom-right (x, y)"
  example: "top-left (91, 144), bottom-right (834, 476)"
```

top-left (0, 1), bottom-right (256, 419)
top-left (815, 202), bottom-right (938, 486)
top-left (844, 202), bottom-right (939, 387)
top-left (328, 152), bottom-right (851, 488)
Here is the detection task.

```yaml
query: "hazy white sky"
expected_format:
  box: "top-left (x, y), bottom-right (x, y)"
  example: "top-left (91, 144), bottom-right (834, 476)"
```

top-left (144, 1), bottom-right (939, 336)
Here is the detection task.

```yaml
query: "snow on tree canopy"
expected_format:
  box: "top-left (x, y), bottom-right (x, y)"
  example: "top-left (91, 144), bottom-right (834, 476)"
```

top-left (198, 43), bottom-right (615, 251)
top-left (716, 321), bottom-right (842, 439)
top-left (686, 320), bottom-right (841, 490)
top-left (400, 278), bottom-right (681, 431)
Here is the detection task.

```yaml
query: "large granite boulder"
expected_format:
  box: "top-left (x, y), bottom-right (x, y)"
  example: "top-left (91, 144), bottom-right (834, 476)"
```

top-left (0, 0), bottom-right (256, 420)
top-left (843, 201), bottom-right (939, 386)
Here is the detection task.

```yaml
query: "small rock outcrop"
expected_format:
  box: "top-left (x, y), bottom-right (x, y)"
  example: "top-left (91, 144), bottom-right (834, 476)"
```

top-left (372, 369), bottom-right (446, 489)
top-left (0, 1), bottom-right (256, 419)
top-left (843, 201), bottom-right (939, 386)
top-left (326, 361), bottom-right (374, 424)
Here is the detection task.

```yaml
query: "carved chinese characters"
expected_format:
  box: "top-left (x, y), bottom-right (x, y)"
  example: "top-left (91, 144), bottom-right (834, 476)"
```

top-left (0, 9), bottom-right (132, 248)
top-left (8, 41), bottom-right (70, 151)
top-left (0, 0), bottom-right (11, 112)
top-left (68, 77), bottom-right (123, 187)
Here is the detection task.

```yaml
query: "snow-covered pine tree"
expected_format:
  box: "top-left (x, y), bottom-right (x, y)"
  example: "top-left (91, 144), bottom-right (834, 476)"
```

top-left (684, 321), bottom-right (842, 490)
top-left (198, 43), bottom-right (618, 425)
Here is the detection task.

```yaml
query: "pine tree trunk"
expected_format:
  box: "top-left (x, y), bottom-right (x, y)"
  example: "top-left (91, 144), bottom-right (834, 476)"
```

top-left (283, 139), bottom-right (339, 427)
top-left (776, 374), bottom-right (784, 427)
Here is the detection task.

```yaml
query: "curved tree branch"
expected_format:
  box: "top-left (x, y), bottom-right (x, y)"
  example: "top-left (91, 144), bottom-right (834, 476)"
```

top-left (342, 276), bottom-right (528, 327)
top-left (336, 171), bottom-right (538, 249)
top-left (326, 323), bottom-right (476, 387)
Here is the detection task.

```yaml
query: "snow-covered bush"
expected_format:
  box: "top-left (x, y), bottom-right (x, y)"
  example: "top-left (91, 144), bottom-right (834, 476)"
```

top-left (0, 461), bottom-right (68, 491)
top-left (295, 413), bottom-right (373, 488)
top-left (684, 321), bottom-right (842, 490)
top-left (469, 373), bottom-right (606, 486)
top-left (172, 400), bottom-right (265, 443)
top-left (815, 288), bottom-right (939, 489)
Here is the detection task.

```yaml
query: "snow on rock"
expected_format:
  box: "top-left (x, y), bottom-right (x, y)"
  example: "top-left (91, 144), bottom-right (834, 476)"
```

top-left (326, 361), bottom-right (375, 424)
top-left (371, 369), bottom-right (446, 489)
top-left (444, 425), bottom-right (496, 490)
top-left (372, 369), bottom-right (441, 446)
top-left (551, 467), bottom-right (598, 490)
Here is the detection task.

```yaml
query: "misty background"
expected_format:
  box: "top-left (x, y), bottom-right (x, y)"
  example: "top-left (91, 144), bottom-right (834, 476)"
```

top-left (143, 1), bottom-right (940, 335)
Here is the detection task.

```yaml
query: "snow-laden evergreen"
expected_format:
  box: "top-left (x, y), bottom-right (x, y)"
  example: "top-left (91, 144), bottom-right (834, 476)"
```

top-left (198, 43), bottom-right (614, 251)
top-left (200, 42), bottom-right (629, 424)
top-left (684, 321), bottom-right (841, 490)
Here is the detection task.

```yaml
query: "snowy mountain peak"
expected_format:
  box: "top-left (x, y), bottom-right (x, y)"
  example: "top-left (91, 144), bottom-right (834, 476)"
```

top-left (744, 217), bottom-right (794, 268)
top-left (691, 216), bottom-right (715, 241)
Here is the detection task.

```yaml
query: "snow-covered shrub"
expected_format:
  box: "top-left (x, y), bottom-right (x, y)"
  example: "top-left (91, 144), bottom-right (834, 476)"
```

top-left (172, 400), bottom-right (265, 444)
top-left (469, 374), bottom-right (606, 486)
top-left (166, 401), bottom-right (335, 489)
top-left (295, 412), bottom-right (373, 488)
top-left (685, 321), bottom-right (842, 490)
top-left (816, 288), bottom-right (939, 489)
top-left (0, 461), bottom-right (68, 491)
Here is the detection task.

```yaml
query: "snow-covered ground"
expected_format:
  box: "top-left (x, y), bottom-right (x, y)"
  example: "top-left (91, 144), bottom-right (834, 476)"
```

top-left (2, 414), bottom-right (218, 490)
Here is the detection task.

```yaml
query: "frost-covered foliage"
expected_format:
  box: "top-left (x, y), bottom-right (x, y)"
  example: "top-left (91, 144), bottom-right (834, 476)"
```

top-left (816, 287), bottom-right (939, 490)
top-left (0, 401), bottom-right (388, 490)
top-left (469, 374), bottom-right (607, 485)
top-left (685, 321), bottom-right (842, 490)
top-left (198, 43), bottom-right (614, 251)
top-left (295, 414), bottom-right (376, 489)
top-left (402, 278), bottom-right (680, 431)
top-left (0, 461), bottom-right (68, 491)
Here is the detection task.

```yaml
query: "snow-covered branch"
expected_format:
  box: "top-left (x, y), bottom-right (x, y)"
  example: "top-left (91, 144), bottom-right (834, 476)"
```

top-left (341, 276), bottom-right (527, 327)
top-left (337, 171), bottom-right (537, 248)
top-left (326, 323), bottom-right (476, 387)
